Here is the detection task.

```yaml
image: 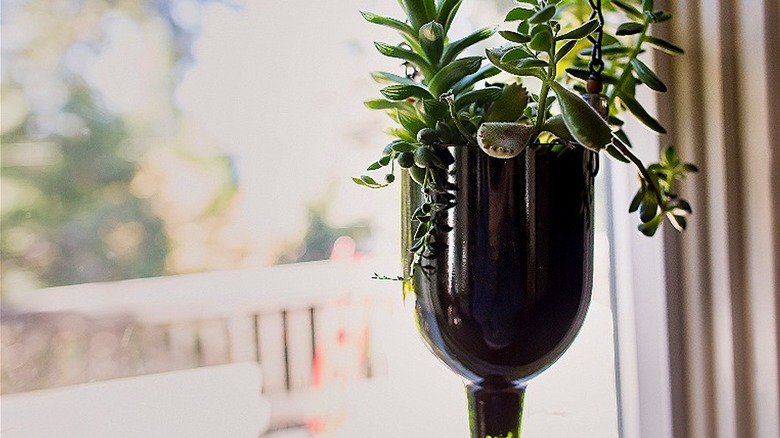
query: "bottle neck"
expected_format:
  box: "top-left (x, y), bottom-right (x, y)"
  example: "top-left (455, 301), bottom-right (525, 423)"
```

top-left (466, 381), bottom-right (526, 438)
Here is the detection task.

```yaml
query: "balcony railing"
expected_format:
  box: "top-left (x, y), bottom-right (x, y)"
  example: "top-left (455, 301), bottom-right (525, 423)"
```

top-left (1, 260), bottom-right (399, 432)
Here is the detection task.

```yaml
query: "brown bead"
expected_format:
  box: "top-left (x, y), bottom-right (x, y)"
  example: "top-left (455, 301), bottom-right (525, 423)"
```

top-left (586, 78), bottom-right (603, 94)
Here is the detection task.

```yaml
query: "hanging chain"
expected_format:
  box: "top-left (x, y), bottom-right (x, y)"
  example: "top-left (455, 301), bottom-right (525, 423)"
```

top-left (587, 0), bottom-right (605, 80)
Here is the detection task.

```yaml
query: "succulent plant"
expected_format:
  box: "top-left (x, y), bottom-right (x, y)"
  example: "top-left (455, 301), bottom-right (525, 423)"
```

top-left (355, 0), bottom-right (697, 274)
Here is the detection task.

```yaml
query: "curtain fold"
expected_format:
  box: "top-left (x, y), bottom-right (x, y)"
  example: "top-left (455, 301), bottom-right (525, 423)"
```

top-left (659, 0), bottom-right (780, 437)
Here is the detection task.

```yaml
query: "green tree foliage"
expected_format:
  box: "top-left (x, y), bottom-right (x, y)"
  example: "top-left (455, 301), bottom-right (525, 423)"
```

top-left (1, 0), bottom-right (234, 293)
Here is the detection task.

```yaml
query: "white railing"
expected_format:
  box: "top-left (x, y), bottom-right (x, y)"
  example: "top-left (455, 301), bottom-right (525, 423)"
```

top-left (1, 259), bottom-right (400, 430)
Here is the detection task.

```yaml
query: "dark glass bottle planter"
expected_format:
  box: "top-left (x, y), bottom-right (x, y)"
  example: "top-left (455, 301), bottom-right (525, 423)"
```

top-left (402, 145), bottom-right (597, 438)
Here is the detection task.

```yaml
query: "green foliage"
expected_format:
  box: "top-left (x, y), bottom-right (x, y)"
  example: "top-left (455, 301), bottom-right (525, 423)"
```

top-left (356, 0), bottom-right (697, 273)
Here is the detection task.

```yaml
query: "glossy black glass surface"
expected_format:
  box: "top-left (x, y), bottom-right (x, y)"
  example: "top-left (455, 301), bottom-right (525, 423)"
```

top-left (406, 145), bottom-right (597, 386)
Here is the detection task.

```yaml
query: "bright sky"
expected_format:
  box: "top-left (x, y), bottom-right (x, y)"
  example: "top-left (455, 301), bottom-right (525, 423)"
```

top-left (174, 0), bottom-right (405, 252)
top-left (86, 0), bottom-right (510, 260)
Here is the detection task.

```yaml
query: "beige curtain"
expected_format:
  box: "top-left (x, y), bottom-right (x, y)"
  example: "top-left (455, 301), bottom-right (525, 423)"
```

top-left (658, 0), bottom-right (780, 437)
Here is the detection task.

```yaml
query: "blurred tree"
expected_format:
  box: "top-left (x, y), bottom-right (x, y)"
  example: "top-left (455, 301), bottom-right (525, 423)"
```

top-left (275, 202), bottom-right (369, 265)
top-left (1, 0), bottom-right (235, 294)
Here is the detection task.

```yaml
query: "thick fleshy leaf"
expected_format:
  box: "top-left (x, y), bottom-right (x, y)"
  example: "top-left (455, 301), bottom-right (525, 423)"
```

top-left (556, 19), bottom-right (599, 41)
top-left (374, 42), bottom-right (433, 76)
top-left (451, 65), bottom-right (501, 94)
top-left (501, 46), bottom-right (535, 63)
top-left (652, 11), bottom-right (673, 22)
top-left (422, 98), bottom-right (448, 119)
top-left (505, 6), bottom-right (535, 22)
top-left (370, 71), bottom-right (418, 86)
top-left (645, 36), bottom-right (685, 55)
top-left (399, 0), bottom-right (431, 30)
top-left (360, 11), bottom-right (416, 39)
top-left (364, 99), bottom-right (414, 111)
top-left (529, 25), bottom-right (553, 52)
top-left (549, 81), bottom-right (613, 151)
top-left (611, 0), bottom-right (643, 19)
top-left (541, 114), bottom-right (575, 142)
top-left (640, 190), bottom-right (659, 223)
top-left (629, 188), bottom-right (644, 213)
top-left (397, 111), bottom-right (427, 135)
top-left (617, 91), bottom-right (667, 134)
top-left (499, 30), bottom-right (531, 43)
top-left (428, 56), bottom-right (483, 96)
top-left (486, 47), bottom-right (546, 79)
top-left (486, 83), bottom-right (529, 122)
top-left (437, 0), bottom-right (463, 33)
top-left (555, 40), bottom-right (577, 62)
top-left (529, 5), bottom-right (556, 24)
top-left (616, 22), bottom-right (644, 36)
top-left (606, 145), bottom-right (630, 163)
top-left (638, 214), bottom-right (664, 236)
top-left (441, 26), bottom-right (497, 65)
top-left (419, 21), bottom-right (445, 65)
top-left (630, 58), bottom-right (667, 92)
top-left (455, 87), bottom-right (503, 109)
top-left (380, 84), bottom-right (434, 101)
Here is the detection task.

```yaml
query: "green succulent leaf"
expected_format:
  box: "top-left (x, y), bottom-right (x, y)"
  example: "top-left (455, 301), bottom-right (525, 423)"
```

top-left (499, 30), bottom-right (531, 43)
top-left (606, 144), bottom-right (631, 163)
top-left (529, 25), bottom-right (554, 52)
top-left (642, 0), bottom-right (655, 12)
top-left (391, 142), bottom-right (417, 153)
top-left (370, 71), bottom-right (418, 86)
top-left (397, 111), bottom-right (428, 136)
top-left (541, 114), bottom-right (575, 142)
top-left (364, 98), bottom-right (414, 111)
top-left (419, 21), bottom-right (445, 65)
top-left (422, 98), bottom-right (449, 119)
top-left (630, 58), bottom-right (667, 92)
top-left (505, 6), bottom-right (535, 22)
top-left (616, 22), bottom-right (644, 36)
top-left (529, 4), bottom-right (556, 24)
top-left (501, 46), bottom-right (535, 62)
top-left (617, 90), bottom-right (667, 134)
top-left (652, 11), bottom-right (673, 22)
top-left (555, 40), bottom-right (578, 62)
top-left (399, 0), bottom-right (432, 30)
top-left (451, 65), bottom-right (502, 94)
top-left (611, 0), bottom-right (643, 19)
top-left (486, 47), bottom-right (546, 79)
top-left (486, 83), bottom-right (530, 122)
top-left (556, 19), bottom-right (599, 41)
top-left (455, 87), bottom-right (503, 109)
top-left (638, 214), bottom-right (664, 236)
top-left (380, 84), bottom-right (434, 101)
top-left (667, 213), bottom-right (687, 231)
top-left (428, 56), bottom-right (483, 96)
top-left (437, 0), bottom-right (463, 33)
top-left (644, 35), bottom-right (685, 55)
top-left (629, 188), bottom-right (644, 213)
top-left (549, 81), bottom-right (613, 151)
top-left (441, 26), bottom-right (497, 65)
top-left (639, 189), bottom-right (659, 223)
top-left (374, 42), bottom-right (434, 76)
top-left (360, 11), bottom-right (416, 40)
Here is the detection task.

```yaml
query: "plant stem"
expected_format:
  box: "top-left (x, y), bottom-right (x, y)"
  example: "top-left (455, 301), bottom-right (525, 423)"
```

top-left (605, 17), bottom-right (665, 209)
top-left (535, 46), bottom-right (558, 132)
top-left (606, 17), bottom-right (650, 104)
top-left (612, 137), bottom-right (665, 208)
